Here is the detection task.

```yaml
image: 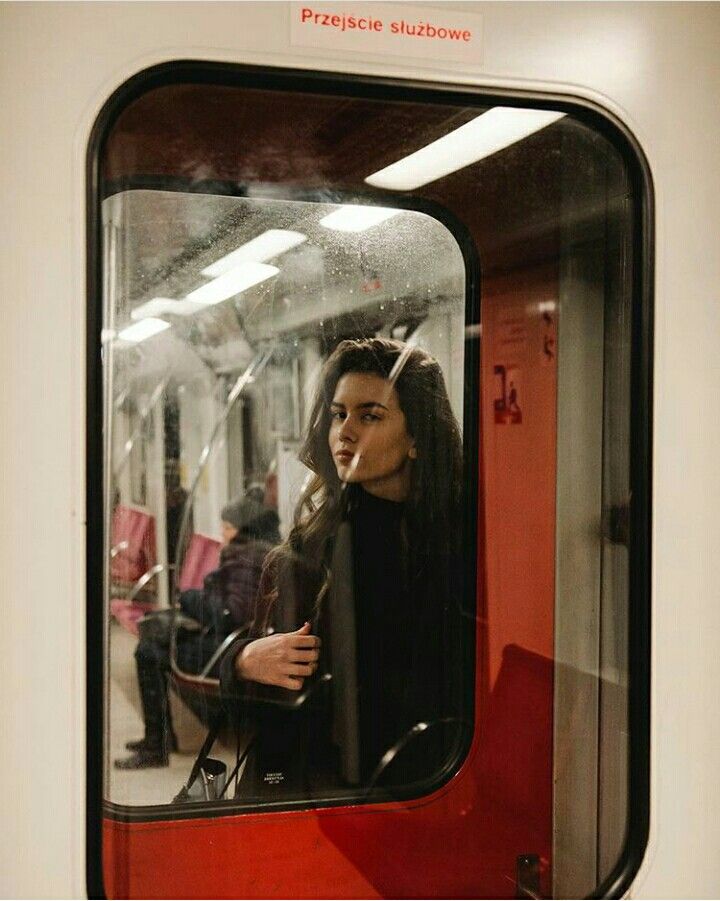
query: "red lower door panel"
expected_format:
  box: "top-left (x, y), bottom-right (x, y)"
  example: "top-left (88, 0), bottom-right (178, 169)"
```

top-left (104, 641), bottom-right (552, 898)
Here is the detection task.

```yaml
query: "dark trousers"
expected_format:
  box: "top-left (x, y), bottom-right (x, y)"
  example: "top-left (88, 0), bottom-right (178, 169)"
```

top-left (134, 632), bottom-right (217, 752)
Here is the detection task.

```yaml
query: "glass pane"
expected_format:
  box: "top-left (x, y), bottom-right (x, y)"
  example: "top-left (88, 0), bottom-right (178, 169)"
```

top-left (102, 190), bottom-right (472, 808)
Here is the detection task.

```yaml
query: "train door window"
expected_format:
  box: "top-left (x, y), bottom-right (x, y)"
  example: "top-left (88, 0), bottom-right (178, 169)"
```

top-left (89, 67), bottom-right (650, 900)
top-left (100, 188), bottom-right (470, 807)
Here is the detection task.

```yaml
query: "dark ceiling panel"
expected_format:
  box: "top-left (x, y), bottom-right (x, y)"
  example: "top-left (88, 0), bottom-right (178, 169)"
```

top-left (103, 80), bottom-right (623, 274)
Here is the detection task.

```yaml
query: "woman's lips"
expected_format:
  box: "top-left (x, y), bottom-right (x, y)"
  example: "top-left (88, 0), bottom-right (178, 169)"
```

top-left (335, 449), bottom-right (355, 462)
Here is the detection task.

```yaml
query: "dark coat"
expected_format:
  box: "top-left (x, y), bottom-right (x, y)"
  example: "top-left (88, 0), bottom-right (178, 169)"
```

top-left (218, 537), bottom-right (324, 685)
top-left (219, 490), bottom-right (463, 797)
top-left (179, 530), bottom-right (278, 638)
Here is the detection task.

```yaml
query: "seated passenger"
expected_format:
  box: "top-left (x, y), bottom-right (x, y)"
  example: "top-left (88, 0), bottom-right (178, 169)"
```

top-left (220, 338), bottom-right (463, 800)
top-left (115, 494), bottom-right (279, 770)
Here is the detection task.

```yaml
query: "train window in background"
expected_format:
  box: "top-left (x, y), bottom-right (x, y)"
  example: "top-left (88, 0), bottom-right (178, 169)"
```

top-left (90, 67), bottom-right (649, 900)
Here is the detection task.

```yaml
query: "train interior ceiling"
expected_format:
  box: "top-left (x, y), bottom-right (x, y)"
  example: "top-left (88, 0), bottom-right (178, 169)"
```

top-left (104, 83), bottom-right (631, 898)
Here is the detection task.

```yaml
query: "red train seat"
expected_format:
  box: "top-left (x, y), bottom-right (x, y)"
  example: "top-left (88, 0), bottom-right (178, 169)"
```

top-left (110, 505), bottom-right (156, 587)
top-left (110, 532), bottom-right (221, 636)
top-left (177, 533), bottom-right (221, 591)
top-left (167, 535), bottom-right (235, 720)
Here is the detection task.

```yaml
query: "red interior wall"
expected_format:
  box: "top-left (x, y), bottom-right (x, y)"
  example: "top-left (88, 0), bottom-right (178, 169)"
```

top-left (482, 264), bottom-right (558, 687)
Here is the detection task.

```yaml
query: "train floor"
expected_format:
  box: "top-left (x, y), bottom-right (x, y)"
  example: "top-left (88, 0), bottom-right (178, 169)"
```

top-left (107, 621), bottom-right (240, 807)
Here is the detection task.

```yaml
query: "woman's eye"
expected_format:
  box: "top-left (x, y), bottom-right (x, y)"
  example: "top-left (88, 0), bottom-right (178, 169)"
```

top-left (330, 410), bottom-right (380, 422)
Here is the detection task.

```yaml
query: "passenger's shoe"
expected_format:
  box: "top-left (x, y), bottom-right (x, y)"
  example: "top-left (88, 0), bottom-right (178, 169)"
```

top-left (114, 750), bottom-right (169, 770)
top-left (125, 735), bottom-right (178, 753)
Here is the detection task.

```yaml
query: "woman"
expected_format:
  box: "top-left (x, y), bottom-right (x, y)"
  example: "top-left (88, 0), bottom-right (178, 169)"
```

top-left (115, 494), bottom-right (279, 770)
top-left (220, 338), bottom-right (464, 798)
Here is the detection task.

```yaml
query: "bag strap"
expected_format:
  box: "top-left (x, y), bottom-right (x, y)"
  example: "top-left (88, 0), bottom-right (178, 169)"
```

top-left (173, 708), bottom-right (226, 803)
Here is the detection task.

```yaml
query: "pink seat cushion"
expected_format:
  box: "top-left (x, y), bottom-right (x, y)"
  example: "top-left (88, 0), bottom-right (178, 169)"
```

top-left (110, 506), bottom-right (157, 584)
top-left (110, 599), bottom-right (156, 636)
top-left (178, 533), bottom-right (221, 591)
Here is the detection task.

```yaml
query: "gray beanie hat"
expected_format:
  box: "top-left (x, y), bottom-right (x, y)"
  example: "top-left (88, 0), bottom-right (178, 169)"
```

top-left (221, 496), bottom-right (266, 532)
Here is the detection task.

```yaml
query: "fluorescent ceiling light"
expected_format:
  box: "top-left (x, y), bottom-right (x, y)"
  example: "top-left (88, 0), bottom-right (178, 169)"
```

top-left (365, 107), bottom-right (565, 191)
top-left (202, 230), bottom-right (307, 278)
top-left (118, 318), bottom-right (170, 343)
top-left (186, 261), bottom-right (279, 306)
top-left (319, 205), bottom-right (400, 233)
top-left (131, 297), bottom-right (204, 320)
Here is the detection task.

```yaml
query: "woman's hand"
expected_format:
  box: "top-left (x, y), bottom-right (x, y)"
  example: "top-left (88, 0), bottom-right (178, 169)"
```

top-left (235, 622), bottom-right (321, 690)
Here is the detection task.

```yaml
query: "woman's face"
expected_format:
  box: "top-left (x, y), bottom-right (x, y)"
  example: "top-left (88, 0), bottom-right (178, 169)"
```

top-left (220, 520), bottom-right (239, 546)
top-left (328, 372), bottom-right (416, 501)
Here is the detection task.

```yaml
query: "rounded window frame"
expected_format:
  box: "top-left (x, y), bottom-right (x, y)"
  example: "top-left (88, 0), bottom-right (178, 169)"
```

top-left (86, 60), bottom-right (653, 901)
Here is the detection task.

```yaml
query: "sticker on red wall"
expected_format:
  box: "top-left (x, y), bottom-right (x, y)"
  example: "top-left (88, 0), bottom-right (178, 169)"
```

top-left (494, 364), bottom-right (523, 424)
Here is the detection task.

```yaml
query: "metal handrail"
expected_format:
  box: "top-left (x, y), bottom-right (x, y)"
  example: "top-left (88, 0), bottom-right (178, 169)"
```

top-left (112, 378), bottom-right (168, 479)
top-left (199, 627), bottom-right (250, 678)
top-left (172, 347), bottom-right (274, 580)
top-left (170, 347), bottom-right (275, 677)
top-left (126, 563), bottom-right (169, 602)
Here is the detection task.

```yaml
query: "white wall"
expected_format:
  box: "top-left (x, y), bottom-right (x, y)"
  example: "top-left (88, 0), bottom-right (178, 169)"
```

top-left (1, 2), bottom-right (719, 897)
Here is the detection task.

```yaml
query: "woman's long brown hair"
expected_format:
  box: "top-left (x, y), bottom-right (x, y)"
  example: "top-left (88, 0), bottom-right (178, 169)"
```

top-left (259, 337), bottom-right (464, 627)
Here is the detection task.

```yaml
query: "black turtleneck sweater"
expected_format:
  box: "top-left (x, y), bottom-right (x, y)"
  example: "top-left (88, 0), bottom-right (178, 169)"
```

top-left (350, 488), bottom-right (415, 779)
top-left (220, 486), bottom-right (455, 795)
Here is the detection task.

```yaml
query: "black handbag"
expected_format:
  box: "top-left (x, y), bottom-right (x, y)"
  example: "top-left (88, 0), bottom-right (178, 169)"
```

top-left (173, 710), bottom-right (233, 803)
